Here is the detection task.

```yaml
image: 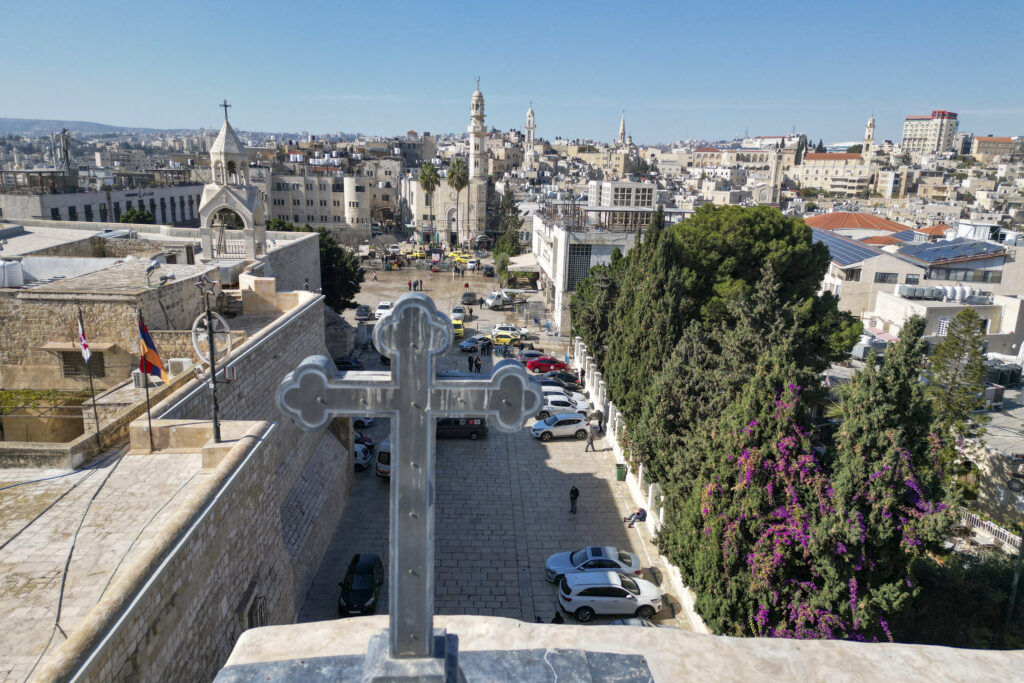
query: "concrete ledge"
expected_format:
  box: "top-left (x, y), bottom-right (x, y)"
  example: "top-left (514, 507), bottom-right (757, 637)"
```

top-left (222, 615), bottom-right (1024, 683)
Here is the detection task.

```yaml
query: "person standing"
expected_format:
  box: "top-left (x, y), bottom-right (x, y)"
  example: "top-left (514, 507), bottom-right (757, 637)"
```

top-left (474, 356), bottom-right (482, 373)
top-left (467, 354), bottom-right (474, 372)
top-left (584, 421), bottom-right (598, 452)
top-left (569, 485), bottom-right (579, 514)
top-left (408, 280), bottom-right (412, 291)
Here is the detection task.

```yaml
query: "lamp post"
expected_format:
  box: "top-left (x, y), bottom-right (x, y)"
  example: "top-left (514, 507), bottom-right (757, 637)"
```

top-left (192, 275), bottom-right (234, 443)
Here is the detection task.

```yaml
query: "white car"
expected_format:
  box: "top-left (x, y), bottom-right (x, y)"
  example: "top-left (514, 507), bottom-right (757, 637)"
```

top-left (545, 546), bottom-right (643, 583)
top-left (388, 244), bottom-right (401, 255)
top-left (536, 395), bottom-right (590, 420)
top-left (375, 301), bottom-right (393, 320)
top-left (353, 443), bottom-right (372, 470)
top-left (492, 323), bottom-right (528, 338)
top-left (451, 305), bottom-right (466, 321)
top-left (542, 386), bottom-right (589, 406)
top-left (558, 571), bottom-right (662, 623)
top-left (531, 414), bottom-right (588, 442)
top-left (467, 259), bottom-right (479, 271)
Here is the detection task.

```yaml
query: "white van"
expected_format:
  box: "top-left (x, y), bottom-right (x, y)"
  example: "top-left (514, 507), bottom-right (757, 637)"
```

top-left (375, 438), bottom-right (392, 478)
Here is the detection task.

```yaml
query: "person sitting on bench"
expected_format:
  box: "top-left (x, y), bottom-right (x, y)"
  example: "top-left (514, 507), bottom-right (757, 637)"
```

top-left (625, 508), bottom-right (647, 527)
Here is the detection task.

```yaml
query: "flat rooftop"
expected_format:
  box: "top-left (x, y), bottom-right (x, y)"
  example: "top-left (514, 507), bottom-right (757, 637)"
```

top-left (985, 387), bottom-right (1024, 456)
top-left (0, 224), bottom-right (100, 257)
top-left (29, 260), bottom-right (211, 294)
top-left (0, 446), bottom-right (207, 681)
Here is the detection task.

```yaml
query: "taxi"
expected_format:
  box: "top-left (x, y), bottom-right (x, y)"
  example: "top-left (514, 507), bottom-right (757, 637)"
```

top-left (452, 320), bottom-right (465, 338)
top-left (451, 253), bottom-right (470, 265)
top-left (487, 331), bottom-right (518, 346)
top-left (412, 247), bottom-right (427, 259)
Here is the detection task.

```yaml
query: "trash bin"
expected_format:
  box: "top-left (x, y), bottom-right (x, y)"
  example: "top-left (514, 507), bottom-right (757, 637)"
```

top-left (615, 463), bottom-right (627, 481)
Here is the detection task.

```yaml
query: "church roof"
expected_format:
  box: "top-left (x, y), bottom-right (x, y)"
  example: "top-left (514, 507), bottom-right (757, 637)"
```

top-left (210, 120), bottom-right (246, 157)
top-left (804, 212), bottom-right (911, 233)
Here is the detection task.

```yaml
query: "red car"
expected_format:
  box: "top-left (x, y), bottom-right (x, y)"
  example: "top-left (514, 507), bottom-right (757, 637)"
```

top-left (526, 356), bottom-right (569, 373)
top-left (354, 431), bottom-right (375, 449)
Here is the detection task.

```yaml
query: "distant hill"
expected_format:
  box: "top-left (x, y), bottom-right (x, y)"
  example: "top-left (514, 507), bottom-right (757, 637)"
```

top-left (0, 118), bottom-right (168, 136)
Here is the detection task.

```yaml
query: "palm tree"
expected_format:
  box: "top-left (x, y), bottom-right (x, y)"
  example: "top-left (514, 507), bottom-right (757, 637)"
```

top-left (418, 161), bottom-right (440, 245)
top-left (447, 158), bottom-right (468, 249)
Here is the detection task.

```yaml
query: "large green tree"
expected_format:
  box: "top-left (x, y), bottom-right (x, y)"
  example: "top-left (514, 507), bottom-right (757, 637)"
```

top-left (418, 161), bottom-right (440, 242)
top-left (447, 158), bottom-right (468, 248)
top-left (318, 228), bottom-right (364, 311)
top-left (493, 189), bottom-right (523, 257)
top-left (120, 207), bottom-right (155, 224)
top-left (926, 307), bottom-right (989, 440)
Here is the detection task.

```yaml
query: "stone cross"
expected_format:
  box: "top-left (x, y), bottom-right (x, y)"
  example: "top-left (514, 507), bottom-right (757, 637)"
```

top-left (276, 294), bottom-right (542, 659)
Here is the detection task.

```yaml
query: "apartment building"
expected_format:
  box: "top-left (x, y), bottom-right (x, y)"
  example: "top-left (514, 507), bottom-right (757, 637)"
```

top-left (971, 136), bottom-right (1023, 162)
top-left (900, 110), bottom-right (958, 159)
top-left (794, 153), bottom-right (873, 196)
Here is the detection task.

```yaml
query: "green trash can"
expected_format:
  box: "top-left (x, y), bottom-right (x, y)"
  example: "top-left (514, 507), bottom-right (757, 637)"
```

top-left (615, 463), bottom-right (627, 481)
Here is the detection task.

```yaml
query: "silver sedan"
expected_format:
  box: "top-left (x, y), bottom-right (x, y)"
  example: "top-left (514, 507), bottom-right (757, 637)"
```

top-left (545, 545), bottom-right (643, 582)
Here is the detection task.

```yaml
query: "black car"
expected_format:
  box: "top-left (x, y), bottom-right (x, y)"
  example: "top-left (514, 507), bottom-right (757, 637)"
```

top-left (461, 291), bottom-right (479, 306)
top-left (544, 371), bottom-right (583, 392)
top-left (334, 356), bottom-right (364, 371)
top-left (482, 265), bottom-right (495, 277)
top-left (436, 417), bottom-right (487, 440)
top-left (338, 553), bottom-right (384, 616)
top-left (355, 304), bottom-right (371, 321)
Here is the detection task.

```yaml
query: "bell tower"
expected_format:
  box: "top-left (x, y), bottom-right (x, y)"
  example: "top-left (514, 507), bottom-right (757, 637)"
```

top-left (467, 79), bottom-right (488, 243)
top-left (862, 116), bottom-right (875, 163)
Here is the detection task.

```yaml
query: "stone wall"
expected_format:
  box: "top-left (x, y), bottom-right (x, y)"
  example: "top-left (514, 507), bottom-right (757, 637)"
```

top-left (263, 232), bottom-right (320, 293)
top-left (34, 294), bottom-right (354, 681)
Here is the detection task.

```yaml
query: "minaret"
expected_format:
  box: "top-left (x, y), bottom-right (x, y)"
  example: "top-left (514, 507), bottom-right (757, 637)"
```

top-left (862, 116), bottom-right (875, 163)
top-left (618, 113), bottom-right (626, 146)
top-left (525, 103), bottom-right (536, 171)
top-left (467, 79), bottom-right (487, 246)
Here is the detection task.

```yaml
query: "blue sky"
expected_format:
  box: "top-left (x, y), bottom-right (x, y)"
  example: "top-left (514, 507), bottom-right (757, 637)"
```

top-left (2, 0), bottom-right (1021, 144)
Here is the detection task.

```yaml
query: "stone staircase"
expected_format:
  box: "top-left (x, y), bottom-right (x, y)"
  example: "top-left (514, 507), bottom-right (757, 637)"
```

top-left (222, 290), bottom-right (244, 318)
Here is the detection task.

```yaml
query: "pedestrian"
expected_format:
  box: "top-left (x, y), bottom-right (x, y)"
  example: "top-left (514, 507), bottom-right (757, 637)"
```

top-left (596, 409), bottom-right (605, 434)
top-left (419, 279), bottom-right (423, 291)
top-left (569, 485), bottom-right (579, 514)
top-left (584, 421), bottom-right (597, 452)
top-left (468, 306), bottom-right (473, 319)
top-left (464, 281), bottom-right (469, 290)
top-left (467, 354), bottom-right (474, 372)
top-left (408, 280), bottom-right (412, 291)
top-left (372, 271), bottom-right (378, 281)
top-left (474, 356), bottom-right (482, 373)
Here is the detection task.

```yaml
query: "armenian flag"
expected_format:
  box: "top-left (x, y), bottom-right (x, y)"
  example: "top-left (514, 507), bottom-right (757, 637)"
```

top-left (138, 315), bottom-right (169, 383)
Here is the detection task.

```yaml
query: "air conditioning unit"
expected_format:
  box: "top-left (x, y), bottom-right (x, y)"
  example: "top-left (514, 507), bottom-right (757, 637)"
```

top-left (132, 370), bottom-right (148, 389)
top-left (168, 358), bottom-right (193, 376)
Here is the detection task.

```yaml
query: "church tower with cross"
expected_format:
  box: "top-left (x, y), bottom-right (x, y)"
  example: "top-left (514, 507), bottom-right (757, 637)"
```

top-left (466, 80), bottom-right (488, 245)
top-left (198, 100), bottom-right (267, 260)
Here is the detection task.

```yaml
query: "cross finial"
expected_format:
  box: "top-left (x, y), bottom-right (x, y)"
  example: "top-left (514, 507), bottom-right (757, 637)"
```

top-left (475, 76), bottom-right (480, 90)
top-left (220, 99), bottom-right (231, 122)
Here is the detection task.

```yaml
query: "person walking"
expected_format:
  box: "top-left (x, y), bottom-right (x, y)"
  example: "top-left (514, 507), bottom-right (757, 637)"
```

top-left (596, 409), bottom-right (605, 434)
top-left (584, 421), bottom-right (598, 452)
top-left (372, 271), bottom-right (378, 281)
top-left (569, 485), bottom-right (579, 514)
top-left (467, 354), bottom-right (475, 372)
top-left (408, 280), bottom-right (412, 291)
top-left (474, 356), bottom-right (482, 373)
top-left (468, 307), bottom-right (473, 319)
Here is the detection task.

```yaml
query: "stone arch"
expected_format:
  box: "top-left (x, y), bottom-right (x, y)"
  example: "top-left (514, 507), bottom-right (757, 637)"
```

top-left (213, 160), bottom-right (224, 185)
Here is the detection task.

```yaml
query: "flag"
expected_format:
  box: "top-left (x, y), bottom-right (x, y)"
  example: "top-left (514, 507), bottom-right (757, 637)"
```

top-left (78, 311), bottom-right (91, 363)
top-left (138, 315), bottom-right (169, 383)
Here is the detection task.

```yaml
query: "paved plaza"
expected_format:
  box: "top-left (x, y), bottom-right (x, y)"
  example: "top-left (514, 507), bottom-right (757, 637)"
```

top-left (298, 260), bottom-right (691, 628)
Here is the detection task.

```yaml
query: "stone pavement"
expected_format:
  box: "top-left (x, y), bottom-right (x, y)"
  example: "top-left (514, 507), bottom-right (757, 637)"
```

top-left (298, 265), bottom-right (691, 629)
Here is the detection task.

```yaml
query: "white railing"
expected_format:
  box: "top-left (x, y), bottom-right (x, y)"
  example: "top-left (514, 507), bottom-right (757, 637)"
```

top-left (959, 507), bottom-right (1021, 550)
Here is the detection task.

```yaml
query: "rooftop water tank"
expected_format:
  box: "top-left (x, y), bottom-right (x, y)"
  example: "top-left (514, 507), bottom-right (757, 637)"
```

top-left (954, 286), bottom-right (964, 301)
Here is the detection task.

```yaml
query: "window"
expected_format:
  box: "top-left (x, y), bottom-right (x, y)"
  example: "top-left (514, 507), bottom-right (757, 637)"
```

top-left (113, 202), bottom-right (121, 221)
top-left (246, 596), bottom-right (267, 629)
top-left (566, 244), bottom-right (593, 292)
top-left (293, 199), bottom-right (300, 206)
top-left (843, 268), bottom-right (862, 282)
top-left (905, 274), bottom-right (920, 285)
top-left (936, 318), bottom-right (951, 336)
top-left (84, 205), bottom-right (94, 221)
top-left (355, 185), bottom-right (366, 192)
top-left (68, 206), bottom-right (78, 221)
top-left (874, 272), bottom-right (898, 284)
top-left (61, 352), bottom-right (105, 378)
top-left (51, 207), bottom-right (61, 220)
top-left (99, 204), bottom-right (108, 221)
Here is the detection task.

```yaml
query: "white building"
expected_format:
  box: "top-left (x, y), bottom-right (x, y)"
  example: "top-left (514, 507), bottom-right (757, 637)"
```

top-left (900, 110), bottom-right (958, 159)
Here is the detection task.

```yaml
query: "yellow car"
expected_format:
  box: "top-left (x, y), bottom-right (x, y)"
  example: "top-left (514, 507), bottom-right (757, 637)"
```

top-left (488, 332), bottom-right (517, 346)
top-left (412, 248), bottom-right (426, 259)
top-left (452, 320), bottom-right (465, 338)
top-left (451, 253), bottom-right (469, 265)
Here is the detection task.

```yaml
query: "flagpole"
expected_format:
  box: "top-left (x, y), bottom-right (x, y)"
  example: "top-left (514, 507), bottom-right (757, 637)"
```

top-left (138, 312), bottom-right (155, 452)
top-left (78, 306), bottom-right (102, 453)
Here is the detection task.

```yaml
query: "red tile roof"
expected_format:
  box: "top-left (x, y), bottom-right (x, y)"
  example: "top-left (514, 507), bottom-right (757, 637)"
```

top-left (804, 212), bottom-right (912, 233)
top-left (917, 223), bottom-right (951, 236)
top-left (803, 153), bottom-right (863, 161)
top-left (860, 236), bottom-right (900, 246)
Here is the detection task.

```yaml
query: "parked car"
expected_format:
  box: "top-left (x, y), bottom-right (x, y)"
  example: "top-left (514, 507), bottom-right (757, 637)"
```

top-left (353, 443), bottom-right (372, 470)
top-left (459, 335), bottom-right (485, 352)
top-left (353, 416), bottom-right (375, 429)
top-left (482, 265), bottom-right (495, 277)
top-left (557, 571), bottom-right (662, 623)
top-left (354, 304), bottom-right (372, 321)
top-left (544, 546), bottom-right (643, 583)
top-left (527, 356), bottom-right (570, 374)
top-left (542, 386), bottom-right (589, 406)
top-left (543, 371), bottom-right (583, 392)
top-left (536, 396), bottom-right (590, 420)
top-left (467, 258), bottom-right (479, 271)
top-left (376, 438), bottom-right (391, 478)
top-left (333, 356), bottom-right (364, 371)
top-left (607, 617), bottom-right (659, 627)
top-left (538, 378), bottom-right (586, 396)
top-left (436, 417), bottom-right (487, 440)
top-left (338, 553), bottom-right (384, 616)
top-left (531, 413), bottom-right (587, 442)
top-left (375, 301), bottom-right (393, 320)
top-left (451, 305), bottom-right (466, 321)
top-left (487, 332), bottom-right (518, 346)
top-left (388, 244), bottom-right (401, 255)
top-left (354, 431), bottom-right (375, 449)
top-left (461, 291), bottom-right (479, 306)
top-left (452, 320), bottom-right (465, 338)
top-left (517, 350), bottom-right (546, 365)
top-left (493, 323), bottom-right (528, 338)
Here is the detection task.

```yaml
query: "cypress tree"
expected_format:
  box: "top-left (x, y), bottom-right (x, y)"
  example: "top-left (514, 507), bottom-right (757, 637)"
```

top-left (926, 308), bottom-right (989, 440)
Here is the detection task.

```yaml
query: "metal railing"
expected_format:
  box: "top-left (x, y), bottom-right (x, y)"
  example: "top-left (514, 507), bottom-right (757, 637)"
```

top-left (959, 507), bottom-right (1021, 550)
